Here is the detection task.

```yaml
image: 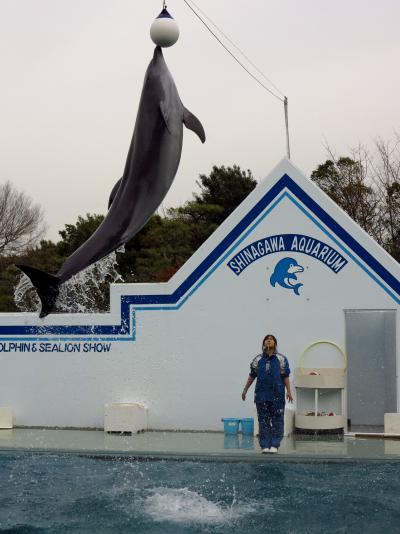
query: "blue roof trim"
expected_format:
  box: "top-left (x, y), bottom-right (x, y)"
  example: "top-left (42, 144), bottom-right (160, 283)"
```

top-left (286, 177), bottom-right (400, 295)
top-left (287, 194), bottom-right (400, 304)
top-left (0, 173), bottom-right (398, 339)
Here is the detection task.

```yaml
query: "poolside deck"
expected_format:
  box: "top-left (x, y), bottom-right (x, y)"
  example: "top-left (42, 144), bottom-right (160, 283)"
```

top-left (1, 428), bottom-right (400, 462)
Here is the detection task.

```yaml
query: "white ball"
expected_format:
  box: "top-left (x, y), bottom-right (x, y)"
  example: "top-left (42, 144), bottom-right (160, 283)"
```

top-left (150, 10), bottom-right (180, 48)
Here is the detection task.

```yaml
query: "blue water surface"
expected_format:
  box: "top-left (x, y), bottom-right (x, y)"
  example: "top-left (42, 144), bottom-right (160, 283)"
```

top-left (0, 452), bottom-right (399, 533)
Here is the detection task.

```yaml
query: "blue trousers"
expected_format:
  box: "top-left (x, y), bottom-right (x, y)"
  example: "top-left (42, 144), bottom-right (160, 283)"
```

top-left (256, 401), bottom-right (285, 449)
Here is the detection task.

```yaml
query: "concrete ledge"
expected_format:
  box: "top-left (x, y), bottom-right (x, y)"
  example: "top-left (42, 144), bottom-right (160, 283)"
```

top-left (353, 432), bottom-right (400, 440)
top-left (2, 429), bottom-right (400, 462)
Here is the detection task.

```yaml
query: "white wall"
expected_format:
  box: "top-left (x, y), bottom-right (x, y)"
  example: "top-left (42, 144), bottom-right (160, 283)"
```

top-left (0, 159), bottom-right (398, 429)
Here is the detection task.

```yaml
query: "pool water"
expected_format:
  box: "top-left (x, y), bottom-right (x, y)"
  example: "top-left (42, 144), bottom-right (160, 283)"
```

top-left (0, 452), bottom-right (399, 533)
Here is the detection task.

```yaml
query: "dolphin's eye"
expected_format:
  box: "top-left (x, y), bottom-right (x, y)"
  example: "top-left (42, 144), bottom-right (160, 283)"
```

top-left (290, 264), bottom-right (293, 268)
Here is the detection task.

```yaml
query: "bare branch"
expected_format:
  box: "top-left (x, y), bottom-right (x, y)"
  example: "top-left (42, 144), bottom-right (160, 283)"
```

top-left (313, 136), bottom-right (400, 261)
top-left (0, 181), bottom-right (46, 256)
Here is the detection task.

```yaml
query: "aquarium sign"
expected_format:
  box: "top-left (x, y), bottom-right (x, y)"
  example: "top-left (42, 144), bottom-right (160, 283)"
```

top-left (227, 234), bottom-right (348, 276)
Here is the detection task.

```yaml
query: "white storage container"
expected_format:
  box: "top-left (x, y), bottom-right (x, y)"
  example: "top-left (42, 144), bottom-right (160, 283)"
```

top-left (104, 403), bottom-right (148, 434)
top-left (384, 413), bottom-right (400, 434)
top-left (0, 407), bottom-right (13, 429)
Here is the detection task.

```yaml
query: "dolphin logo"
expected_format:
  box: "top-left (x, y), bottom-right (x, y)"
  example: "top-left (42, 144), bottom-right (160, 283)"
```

top-left (17, 46), bottom-right (205, 317)
top-left (270, 257), bottom-right (304, 295)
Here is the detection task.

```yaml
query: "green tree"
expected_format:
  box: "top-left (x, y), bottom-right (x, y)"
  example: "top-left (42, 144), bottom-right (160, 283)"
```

top-left (57, 213), bottom-right (104, 256)
top-left (0, 257), bottom-right (21, 311)
top-left (194, 165), bottom-right (257, 225)
top-left (372, 137), bottom-right (400, 261)
top-left (311, 157), bottom-right (380, 240)
top-left (384, 181), bottom-right (400, 260)
top-left (115, 215), bottom-right (165, 282)
top-left (168, 202), bottom-right (222, 250)
top-left (313, 139), bottom-right (400, 262)
top-left (124, 216), bottom-right (195, 282)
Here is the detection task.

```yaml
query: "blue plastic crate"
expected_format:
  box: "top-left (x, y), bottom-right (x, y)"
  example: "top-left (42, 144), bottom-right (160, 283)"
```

top-left (241, 418), bottom-right (254, 436)
top-left (221, 418), bottom-right (240, 435)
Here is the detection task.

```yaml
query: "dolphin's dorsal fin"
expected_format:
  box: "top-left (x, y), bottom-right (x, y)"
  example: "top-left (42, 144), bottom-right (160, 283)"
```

top-left (160, 101), bottom-right (172, 134)
top-left (183, 107), bottom-right (206, 143)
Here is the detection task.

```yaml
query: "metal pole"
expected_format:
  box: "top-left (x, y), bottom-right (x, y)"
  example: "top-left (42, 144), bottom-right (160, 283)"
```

top-left (284, 96), bottom-right (291, 159)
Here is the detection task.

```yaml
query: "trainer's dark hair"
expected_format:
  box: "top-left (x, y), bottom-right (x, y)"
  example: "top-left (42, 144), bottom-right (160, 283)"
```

top-left (262, 334), bottom-right (277, 351)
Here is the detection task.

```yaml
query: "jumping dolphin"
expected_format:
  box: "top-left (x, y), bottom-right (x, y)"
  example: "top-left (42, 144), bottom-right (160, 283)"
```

top-left (17, 46), bottom-right (205, 317)
top-left (269, 257), bottom-right (304, 295)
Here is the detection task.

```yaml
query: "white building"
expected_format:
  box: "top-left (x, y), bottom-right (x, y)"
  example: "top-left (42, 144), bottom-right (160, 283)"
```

top-left (0, 159), bottom-right (398, 430)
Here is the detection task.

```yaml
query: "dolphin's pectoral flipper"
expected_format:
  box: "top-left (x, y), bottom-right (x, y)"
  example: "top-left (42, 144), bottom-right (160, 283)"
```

top-left (160, 101), bottom-right (172, 134)
top-left (16, 265), bottom-right (61, 318)
top-left (183, 107), bottom-right (206, 143)
top-left (108, 177), bottom-right (123, 209)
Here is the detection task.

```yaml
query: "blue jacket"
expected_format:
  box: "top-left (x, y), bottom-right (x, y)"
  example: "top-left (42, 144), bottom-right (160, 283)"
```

top-left (249, 352), bottom-right (290, 404)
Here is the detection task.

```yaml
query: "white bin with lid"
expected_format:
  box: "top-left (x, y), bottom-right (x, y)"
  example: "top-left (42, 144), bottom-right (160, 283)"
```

top-left (0, 407), bottom-right (13, 429)
top-left (104, 403), bottom-right (148, 433)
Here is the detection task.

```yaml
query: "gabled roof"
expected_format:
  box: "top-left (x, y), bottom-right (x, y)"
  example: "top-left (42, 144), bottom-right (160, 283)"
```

top-left (1, 159), bottom-right (398, 341)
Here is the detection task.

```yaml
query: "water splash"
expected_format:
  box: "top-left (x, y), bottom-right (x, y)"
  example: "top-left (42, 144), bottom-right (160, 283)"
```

top-left (14, 252), bottom-right (123, 314)
top-left (143, 487), bottom-right (257, 525)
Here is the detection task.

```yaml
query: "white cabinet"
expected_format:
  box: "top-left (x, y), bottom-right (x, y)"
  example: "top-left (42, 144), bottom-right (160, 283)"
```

top-left (295, 368), bottom-right (346, 432)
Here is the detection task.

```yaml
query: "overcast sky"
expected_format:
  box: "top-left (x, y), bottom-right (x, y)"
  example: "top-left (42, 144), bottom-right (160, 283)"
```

top-left (1, 0), bottom-right (399, 241)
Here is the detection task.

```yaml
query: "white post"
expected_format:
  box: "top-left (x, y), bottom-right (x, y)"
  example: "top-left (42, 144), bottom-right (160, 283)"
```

top-left (284, 97), bottom-right (291, 159)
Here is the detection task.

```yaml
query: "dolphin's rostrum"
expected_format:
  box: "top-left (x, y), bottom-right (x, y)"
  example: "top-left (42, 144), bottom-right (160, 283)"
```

top-left (17, 46), bottom-right (205, 317)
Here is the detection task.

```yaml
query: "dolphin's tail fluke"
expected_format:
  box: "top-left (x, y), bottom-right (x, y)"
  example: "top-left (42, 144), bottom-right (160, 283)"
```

top-left (270, 273), bottom-right (277, 287)
top-left (16, 265), bottom-right (61, 318)
top-left (293, 283), bottom-right (303, 296)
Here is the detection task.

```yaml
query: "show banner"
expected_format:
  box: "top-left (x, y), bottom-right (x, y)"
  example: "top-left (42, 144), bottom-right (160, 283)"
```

top-left (0, 342), bottom-right (111, 353)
